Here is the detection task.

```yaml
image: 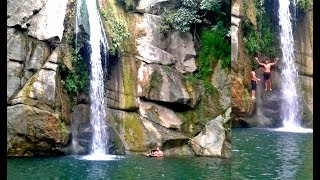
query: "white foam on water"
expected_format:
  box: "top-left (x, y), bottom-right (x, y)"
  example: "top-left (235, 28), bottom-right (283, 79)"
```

top-left (81, 154), bottom-right (124, 161)
top-left (259, 127), bottom-right (313, 134)
top-left (274, 126), bottom-right (313, 133)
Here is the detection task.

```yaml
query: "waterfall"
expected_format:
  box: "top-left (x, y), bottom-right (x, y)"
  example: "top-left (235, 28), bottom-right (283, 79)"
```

top-left (86, 0), bottom-right (109, 155)
top-left (74, 0), bottom-right (110, 157)
top-left (74, 0), bottom-right (122, 160)
top-left (277, 0), bottom-right (312, 133)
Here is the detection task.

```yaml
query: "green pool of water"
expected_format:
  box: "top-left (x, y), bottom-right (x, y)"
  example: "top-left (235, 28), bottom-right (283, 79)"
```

top-left (8, 155), bottom-right (231, 179)
top-left (232, 128), bottom-right (313, 179)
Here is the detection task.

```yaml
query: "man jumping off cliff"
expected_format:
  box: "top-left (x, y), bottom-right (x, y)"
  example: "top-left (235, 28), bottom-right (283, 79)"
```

top-left (255, 57), bottom-right (278, 91)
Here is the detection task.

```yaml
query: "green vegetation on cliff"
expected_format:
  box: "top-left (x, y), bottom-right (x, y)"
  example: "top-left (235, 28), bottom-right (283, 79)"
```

top-left (99, 2), bottom-right (130, 55)
top-left (59, 36), bottom-right (90, 106)
top-left (297, 0), bottom-right (312, 11)
top-left (160, 0), bottom-right (230, 94)
top-left (197, 28), bottom-right (230, 76)
top-left (116, 0), bottom-right (136, 11)
top-left (243, 0), bottom-right (279, 58)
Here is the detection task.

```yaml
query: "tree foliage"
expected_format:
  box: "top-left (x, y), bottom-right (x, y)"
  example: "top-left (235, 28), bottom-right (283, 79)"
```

top-left (160, 0), bottom-right (230, 35)
top-left (243, 0), bottom-right (279, 58)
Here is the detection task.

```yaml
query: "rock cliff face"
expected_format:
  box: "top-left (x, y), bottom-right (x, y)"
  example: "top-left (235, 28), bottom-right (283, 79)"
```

top-left (231, 0), bottom-right (254, 127)
top-left (7, 0), bottom-right (71, 156)
top-left (83, 0), bottom-right (230, 157)
top-left (8, 0), bottom-right (231, 157)
top-left (231, 0), bottom-right (313, 128)
top-left (294, 3), bottom-right (313, 127)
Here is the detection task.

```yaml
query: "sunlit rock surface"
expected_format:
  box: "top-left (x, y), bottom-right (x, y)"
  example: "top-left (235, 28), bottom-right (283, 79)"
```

top-left (190, 108), bottom-right (231, 158)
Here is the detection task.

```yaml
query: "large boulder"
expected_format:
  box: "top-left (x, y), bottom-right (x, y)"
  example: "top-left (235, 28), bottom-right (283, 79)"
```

top-left (7, 104), bottom-right (69, 156)
top-left (163, 145), bottom-right (195, 156)
top-left (10, 60), bottom-right (59, 111)
top-left (189, 108), bottom-right (231, 158)
top-left (137, 62), bottom-right (201, 108)
top-left (139, 100), bottom-right (183, 129)
top-left (7, 29), bottom-right (52, 91)
top-left (7, 0), bottom-right (68, 43)
top-left (140, 117), bottom-right (192, 156)
top-left (7, 0), bottom-right (48, 27)
top-left (7, 29), bottom-right (28, 62)
top-left (136, 14), bottom-right (196, 73)
top-left (167, 31), bottom-right (197, 74)
top-left (27, 0), bottom-right (68, 42)
top-left (107, 108), bottom-right (192, 155)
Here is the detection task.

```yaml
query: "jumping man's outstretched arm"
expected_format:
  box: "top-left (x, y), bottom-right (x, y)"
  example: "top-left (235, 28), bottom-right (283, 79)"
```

top-left (255, 57), bottom-right (265, 66)
top-left (270, 58), bottom-right (278, 65)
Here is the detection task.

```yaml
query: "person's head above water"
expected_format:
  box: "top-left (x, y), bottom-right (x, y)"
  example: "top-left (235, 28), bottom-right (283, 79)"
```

top-left (265, 59), bottom-right (269, 64)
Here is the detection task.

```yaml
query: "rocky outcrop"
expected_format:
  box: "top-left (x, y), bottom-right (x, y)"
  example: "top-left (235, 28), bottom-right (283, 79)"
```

top-left (139, 100), bottom-right (183, 129)
top-left (10, 60), bottom-right (58, 111)
top-left (106, 56), bottom-right (139, 111)
top-left (294, 3), bottom-right (313, 126)
top-left (136, 13), bottom-right (197, 74)
top-left (7, 0), bottom-right (68, 43)
top-left (231, 74), bottom-right (254, 127)
top-left (7, 104), bottom-right (68, 156)
top-left (189, 108), bottom-right (231, 158)
top-left (231, 0), bottom-right (255, 128)
top-left (7, 0), bottom-right (71, 156)
top-left (106, 108), bottom-right (191, 154)
top-left (212, 60), bottom-right (231, 110)
top-left (137, 62), bottom-right (201, 108)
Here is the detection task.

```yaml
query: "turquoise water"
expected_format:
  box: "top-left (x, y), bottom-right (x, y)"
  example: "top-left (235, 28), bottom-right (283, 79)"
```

top-left (8, 155), bottom-right (231, 179)
top-left (232, 128), bottom-right (313, 179)
top-left (8, 128), bottom-right (312, 179)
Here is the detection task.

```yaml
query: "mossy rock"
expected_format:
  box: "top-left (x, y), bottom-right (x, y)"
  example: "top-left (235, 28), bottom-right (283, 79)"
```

top-left (122, 114), bottom-right (147, 152)
top-left (121, 56), bottom-right (139, 109)
top-left (178, 91), bottom-right (224, 137)
top-left (107, 109), bottom-right (148, 152)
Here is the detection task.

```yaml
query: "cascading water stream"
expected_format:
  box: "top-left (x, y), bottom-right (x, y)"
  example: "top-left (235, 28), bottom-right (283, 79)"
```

top-left (74, 0), bottom-right (121, 161)
top-left (277, 0), bottom-right (312, 133)
top-left (86, 0), bottom-right (108, 156)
